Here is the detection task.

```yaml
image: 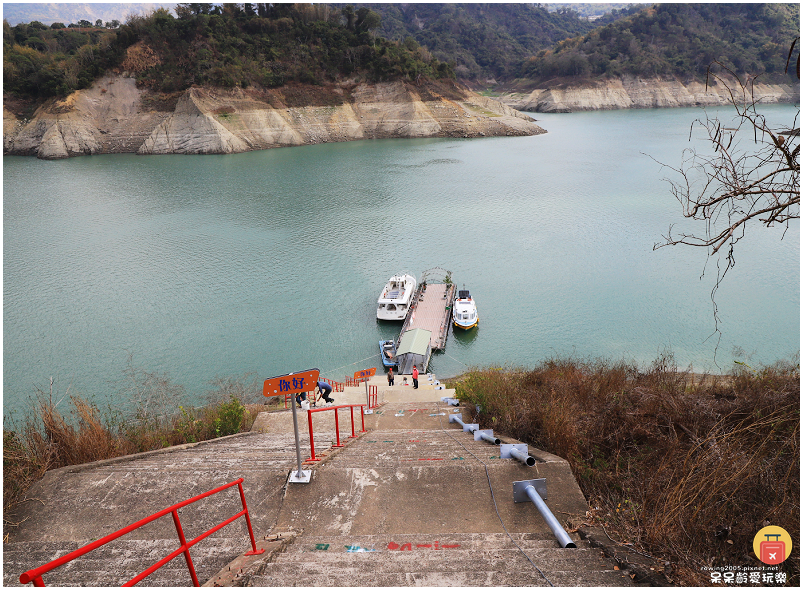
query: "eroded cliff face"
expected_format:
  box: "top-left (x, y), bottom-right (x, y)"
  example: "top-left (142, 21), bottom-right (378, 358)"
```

top-left (3, 76), bottom-right (544, 159)
top-left (500, 77), bottom-right (800, 113)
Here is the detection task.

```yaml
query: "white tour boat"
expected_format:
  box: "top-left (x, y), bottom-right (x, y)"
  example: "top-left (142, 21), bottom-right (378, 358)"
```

top-left (377, 273), bottom-right (417, 320)
top-left (453, 289), bottom-right (479, 329)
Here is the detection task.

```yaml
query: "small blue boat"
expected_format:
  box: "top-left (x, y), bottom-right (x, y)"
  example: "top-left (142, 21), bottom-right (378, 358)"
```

top-left (379, 340), bottom-right (398, 368)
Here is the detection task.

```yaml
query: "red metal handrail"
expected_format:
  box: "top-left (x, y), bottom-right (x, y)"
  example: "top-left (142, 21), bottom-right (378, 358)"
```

top-left (19, 478), bottom-right (264, 587)
top-left (305, 404), bottom-right (367, 462)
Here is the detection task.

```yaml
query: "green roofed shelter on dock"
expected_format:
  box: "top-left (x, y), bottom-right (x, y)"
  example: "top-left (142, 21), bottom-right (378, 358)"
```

top-left (395, 328), bottom-right (432, 375)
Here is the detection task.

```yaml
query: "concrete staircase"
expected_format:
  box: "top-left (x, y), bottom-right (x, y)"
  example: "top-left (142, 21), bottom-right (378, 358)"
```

top-left (4, 377), bottom-right (638, 587)
top-left (238, 398), bottom-right (636, 587)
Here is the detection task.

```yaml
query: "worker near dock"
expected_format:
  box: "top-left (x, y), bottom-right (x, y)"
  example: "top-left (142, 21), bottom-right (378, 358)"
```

top-left (412, 365), bottom-right (419, 389)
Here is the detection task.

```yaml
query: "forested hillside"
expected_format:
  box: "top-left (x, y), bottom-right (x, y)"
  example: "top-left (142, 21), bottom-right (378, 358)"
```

top-left (3, 3), bottom-right (452, 101)
top-left (4, 3), bottom-right (799, 104)
top-left (518, 3), bottom-right (800, 83)
top-left (361, 3), bottom-right (632, 80)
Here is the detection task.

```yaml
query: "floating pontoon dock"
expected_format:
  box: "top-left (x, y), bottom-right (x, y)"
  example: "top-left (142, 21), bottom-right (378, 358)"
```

top-left (396, 267), bottom-right (456, 360)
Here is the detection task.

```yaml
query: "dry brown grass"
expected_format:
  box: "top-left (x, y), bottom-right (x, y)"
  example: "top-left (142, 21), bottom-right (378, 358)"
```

top-left (455, 355), bottom-right (800, 586)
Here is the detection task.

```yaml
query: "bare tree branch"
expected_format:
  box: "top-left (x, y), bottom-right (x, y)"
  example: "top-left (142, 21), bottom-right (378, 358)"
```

top-left (650, 60), bottom-right (799, 346)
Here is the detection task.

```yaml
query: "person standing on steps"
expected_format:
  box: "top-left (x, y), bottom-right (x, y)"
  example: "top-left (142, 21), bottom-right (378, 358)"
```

top-left (412, 365), bottom-right (419, 389)
top-left (387, 367), bottom-right (394, 386)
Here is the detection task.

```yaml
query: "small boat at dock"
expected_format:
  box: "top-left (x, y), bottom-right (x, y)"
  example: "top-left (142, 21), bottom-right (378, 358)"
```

top-left (453, 289), bottom-right (479, 329)
top-left (379, 340), bottom-right (398, 368)
top-left (377, 273), bottom-right (416, 320)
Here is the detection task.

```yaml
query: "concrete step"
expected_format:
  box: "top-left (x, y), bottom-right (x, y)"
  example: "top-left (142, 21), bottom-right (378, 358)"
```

top-left (247, 533), bottom-right (632, 587)
top-left (247, 536), bottom-right (633, 587)
top-left (280, 531), bottom-right (580, 550)
top-left (314, 427), bottom-right (539, 468)
top-left (4, 538), bottom-right (248, 587)
top-left (249, 568), bottom-right (634, 587)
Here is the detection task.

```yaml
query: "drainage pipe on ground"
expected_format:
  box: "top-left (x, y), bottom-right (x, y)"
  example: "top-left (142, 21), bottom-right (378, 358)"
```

top-left (513, 479), bottom-right (577, 549)
top-left (500, 443), bottom-right (536, 466)
top-left (448, 413), bottom-right (478, 433)
top-left (474, 429), bottom-right (501, 445)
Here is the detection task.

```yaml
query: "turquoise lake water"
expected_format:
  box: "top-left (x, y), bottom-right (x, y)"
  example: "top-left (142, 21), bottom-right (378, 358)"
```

top-left (4, 105), bottom-right (799, 419)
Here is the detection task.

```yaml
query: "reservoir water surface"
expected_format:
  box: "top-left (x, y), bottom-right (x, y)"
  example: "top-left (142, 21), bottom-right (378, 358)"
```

top-left (4, 106), bottom-right (799, 419)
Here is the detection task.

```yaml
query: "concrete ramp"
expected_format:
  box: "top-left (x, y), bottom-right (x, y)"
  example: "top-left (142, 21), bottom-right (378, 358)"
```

top-left (237, 399), bottom-right (634, 587)
top-left (268, 406), bottom-right (589, 538)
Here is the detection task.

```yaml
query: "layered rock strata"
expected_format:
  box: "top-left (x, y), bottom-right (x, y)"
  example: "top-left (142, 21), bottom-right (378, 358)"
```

top-left (500, 76), bottom-right (800, 113)
top-left (3, 76), bottom-right (544, 159)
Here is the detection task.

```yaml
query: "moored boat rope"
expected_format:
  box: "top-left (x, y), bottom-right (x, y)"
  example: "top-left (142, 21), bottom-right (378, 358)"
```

top-left (321, 353), bottom-right (381, 376)
top-left (443, 351), bottom-right (468, 366)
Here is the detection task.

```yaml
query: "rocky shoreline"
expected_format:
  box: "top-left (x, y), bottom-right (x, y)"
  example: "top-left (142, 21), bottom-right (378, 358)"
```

top-left (3, 77), bottom-right (544, 159)
top-left (497, 76), bottom-right (800, 113)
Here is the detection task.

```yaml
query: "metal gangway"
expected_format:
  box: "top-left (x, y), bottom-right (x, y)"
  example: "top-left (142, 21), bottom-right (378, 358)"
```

top-left (394, 268), bottom-right (456, 374)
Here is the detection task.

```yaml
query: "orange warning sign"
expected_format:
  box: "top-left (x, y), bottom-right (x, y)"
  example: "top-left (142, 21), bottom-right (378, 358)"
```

top-left (263, 369), bottom-right (319, 397)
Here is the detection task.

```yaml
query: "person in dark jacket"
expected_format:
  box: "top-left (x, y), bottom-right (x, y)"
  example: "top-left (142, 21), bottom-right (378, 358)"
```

top-left (316, 381), bottom-right (334, 405)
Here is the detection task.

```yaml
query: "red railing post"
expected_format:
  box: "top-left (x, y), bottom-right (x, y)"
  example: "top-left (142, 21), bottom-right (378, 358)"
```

top-left (332, 408), bottom-right (343, 447)
top-left (307, 409), bottom-right (319, 462)
top-left (349, 406), bottom-right (357, 439)
top-left (238, 482), bottom-right (264, 556)
top-left (360, 405), bottom-right (366, 433)
top-left (171, 510), bottom-right (200, 587)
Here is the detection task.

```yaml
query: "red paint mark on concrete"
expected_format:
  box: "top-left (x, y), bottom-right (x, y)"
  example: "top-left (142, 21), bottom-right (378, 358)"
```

top-left (387, 541), bottom-right (461, 551)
